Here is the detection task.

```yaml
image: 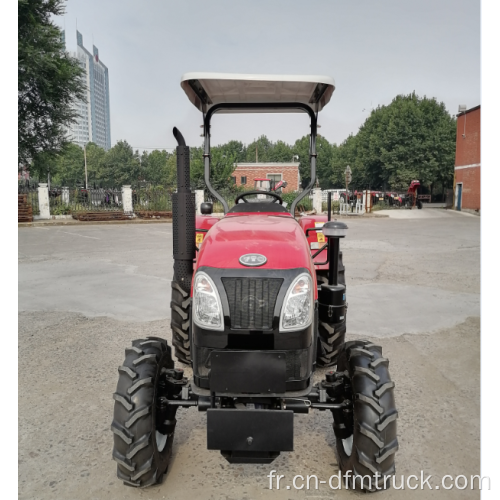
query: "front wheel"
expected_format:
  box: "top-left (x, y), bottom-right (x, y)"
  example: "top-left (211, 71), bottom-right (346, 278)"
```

top-left (171, 281), bottom-right (192, 365)
top-left (332, 341), bottom-right (398, 492)
top-left (111, 337), bottom-right (180, 487)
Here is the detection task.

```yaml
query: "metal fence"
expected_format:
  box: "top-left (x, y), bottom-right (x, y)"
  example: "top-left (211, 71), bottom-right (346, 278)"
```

top-left (18, 183), bottom-right (40, 215)
top-left (48, 187), bottom-right (67, 215)
top-left (70, 188), bottom-right (123, 212)
top-left (47, 187), bottom-right (124, 213)
top-left (132, 186), bottom-right (172, 212)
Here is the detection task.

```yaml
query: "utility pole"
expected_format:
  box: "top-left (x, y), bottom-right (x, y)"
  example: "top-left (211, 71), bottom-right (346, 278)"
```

top-left (84, 143), bottom-right (88, 190)
top-left (255, 144), bottom-right (258, 163)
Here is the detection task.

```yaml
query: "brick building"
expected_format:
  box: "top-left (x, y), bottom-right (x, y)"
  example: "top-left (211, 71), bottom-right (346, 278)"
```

top-left (231, 163), bottom-right (300, 193)
top-left (454, 105), bottom-right (480, 212)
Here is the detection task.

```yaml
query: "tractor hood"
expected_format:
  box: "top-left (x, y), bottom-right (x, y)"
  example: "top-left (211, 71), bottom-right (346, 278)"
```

top-left (196, 214), bottom-right (314, 271)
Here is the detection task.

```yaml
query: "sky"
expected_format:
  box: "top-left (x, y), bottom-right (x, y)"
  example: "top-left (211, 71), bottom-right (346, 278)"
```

top-left (57, 0), bottom-right (480, 152)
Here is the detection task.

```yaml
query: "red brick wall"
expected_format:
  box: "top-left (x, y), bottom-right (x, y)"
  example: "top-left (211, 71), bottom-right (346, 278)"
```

top-left (455, 166), bottom-right (480, 210)
top-left (232, 164), bottom-right (300, 193)
top-left (454, 106), bottom-right (480, 211)
top-left (455, 107), bottom-right (480, 167)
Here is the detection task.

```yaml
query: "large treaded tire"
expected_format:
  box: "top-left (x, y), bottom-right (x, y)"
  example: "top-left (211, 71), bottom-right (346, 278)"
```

top-left (316, 251), bottom-right (346, 367)
top-left (334, 340), bottom-right (398, 492)
top-left (111, 337), bottom-right (175, 488)
top-left (317, 320), bottom-right (346, 367)
top-left (170, 281), bottom-right (191, 365)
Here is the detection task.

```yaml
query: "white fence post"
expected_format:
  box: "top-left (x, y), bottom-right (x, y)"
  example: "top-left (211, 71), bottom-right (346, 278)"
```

top-left (37, 183), bottom-right (50, 219)
top-left (195, 190), bottom-right (204, 215)
top-left (312, 188), bottom-right (323, 214)
top-left (62, 187), bottom-right (70, 205)
top-left (363, 190), bottom-right (372, 213)
top-left (121, 185), bottom-right (133, 214)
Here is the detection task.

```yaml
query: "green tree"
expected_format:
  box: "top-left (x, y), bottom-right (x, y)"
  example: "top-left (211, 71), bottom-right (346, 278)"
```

top-left (219, 140), bottom-right (246, 163)
top-left (188, 144), bottom-right (239, 192)
top-left (267, 140), bottom-right (293, 163)
top-left (245, 136), bottom-right (274, 162)
top-left (329, 134), bottom-right (367, 189)
top-left (140, 150), bottom-right (150, 179)
top-left (210, 148), bottom-right (238, 190)
top-left (51, 143), bottom-right (85, 186)
top-left (140, 149), bottom-right (172, 186)
top-left (189, 145), bottom-right (205, 189)
top-left (354, 93), bottom-right (456, 190)
top-left (30, 142), bottom-right (106, 187)
top-left (28, 149), bottom-right (58, 183)
top-left (101, 141), bottom-right (141, 186)
top-left (18, 0), bottom-right (85, 165)
top-left (85, 142), bottom-right (106, 187)
top-left (165, 153), bottom-right (178, 189)
top-left (292, 134), bottom-right (334, 188)
top-left (328, 144), bottom-right (344, 187)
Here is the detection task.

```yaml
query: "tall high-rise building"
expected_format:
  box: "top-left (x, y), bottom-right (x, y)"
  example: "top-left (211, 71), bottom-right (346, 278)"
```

top-left (65, 30), bottom-right (111, 150)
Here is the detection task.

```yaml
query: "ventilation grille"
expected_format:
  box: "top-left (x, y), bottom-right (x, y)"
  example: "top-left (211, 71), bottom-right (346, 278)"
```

top-left (221, 277), bottom-right (283, 330)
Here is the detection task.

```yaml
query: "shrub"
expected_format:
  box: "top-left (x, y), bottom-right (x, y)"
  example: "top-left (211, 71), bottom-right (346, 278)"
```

top-left (51, 204), bottom-right (71, 215)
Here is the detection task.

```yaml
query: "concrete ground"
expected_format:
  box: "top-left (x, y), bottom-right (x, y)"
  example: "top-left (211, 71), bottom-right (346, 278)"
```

top-left (18, 210), bottom-right (480, 499)
top-left (374, 207), bottom-right (477, 220)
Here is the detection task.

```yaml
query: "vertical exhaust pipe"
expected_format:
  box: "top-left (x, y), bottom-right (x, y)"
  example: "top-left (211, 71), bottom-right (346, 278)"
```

top-left (172, 127), bottom-right (195, 293)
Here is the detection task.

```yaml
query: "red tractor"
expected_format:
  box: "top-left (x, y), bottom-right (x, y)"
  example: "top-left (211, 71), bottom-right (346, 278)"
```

top-left (404, 180), bottom-right (424, 209)
top-left (111, 73), bottom-right (398, 492)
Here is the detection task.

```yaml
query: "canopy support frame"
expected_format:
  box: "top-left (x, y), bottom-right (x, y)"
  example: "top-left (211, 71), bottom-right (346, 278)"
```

top-left (203, 102), bottom-right (317, 216)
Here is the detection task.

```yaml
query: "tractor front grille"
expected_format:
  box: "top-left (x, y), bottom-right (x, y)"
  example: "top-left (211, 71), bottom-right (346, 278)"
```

top-left (221, 277), bottom-right (283, 330)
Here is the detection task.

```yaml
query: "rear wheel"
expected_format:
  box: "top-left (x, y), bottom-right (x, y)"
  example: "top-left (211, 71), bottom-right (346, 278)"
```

top-left (170, 281), bottom-right (191, 365)
top-left (316, 251), bottom-right (346, 367)
top-left (333, 341), bottom-right (398, 492)
top-left (111, 337), bottom-right (177, 487)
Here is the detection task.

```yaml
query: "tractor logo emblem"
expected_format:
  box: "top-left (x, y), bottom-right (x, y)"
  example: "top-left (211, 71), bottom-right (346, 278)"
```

top-left (239, 254), bottom-right (267, 267)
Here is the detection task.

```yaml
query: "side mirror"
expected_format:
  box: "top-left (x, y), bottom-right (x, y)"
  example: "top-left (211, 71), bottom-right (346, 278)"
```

top-left (200, 202), bottom-right (213, 215)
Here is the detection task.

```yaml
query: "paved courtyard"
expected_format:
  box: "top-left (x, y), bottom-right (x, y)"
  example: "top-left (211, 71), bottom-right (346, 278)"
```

top-left (18, 209), bottom-right (481, 499)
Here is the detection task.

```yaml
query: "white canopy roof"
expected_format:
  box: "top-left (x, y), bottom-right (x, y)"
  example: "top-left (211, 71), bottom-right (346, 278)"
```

top-left (180, 72), bottom-right (335, 113)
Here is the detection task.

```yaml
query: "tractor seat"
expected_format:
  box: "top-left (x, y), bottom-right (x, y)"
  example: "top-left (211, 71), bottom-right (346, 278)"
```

top-left (227, 202), bottom-right (289, 214)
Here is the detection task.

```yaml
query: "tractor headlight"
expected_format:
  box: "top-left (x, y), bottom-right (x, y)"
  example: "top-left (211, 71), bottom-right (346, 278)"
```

top-left (193, 272), bottom-right (224, 331)
top-left (279, 273), bottom-right (313, 331)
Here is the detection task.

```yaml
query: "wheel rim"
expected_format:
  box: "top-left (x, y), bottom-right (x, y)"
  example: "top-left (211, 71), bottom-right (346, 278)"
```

top-left (342, 435), bottom-right (353, 456)
top-left (153, 364), bottom-right (176, 460)
top-left (156, 430), bottom-right (168, 453)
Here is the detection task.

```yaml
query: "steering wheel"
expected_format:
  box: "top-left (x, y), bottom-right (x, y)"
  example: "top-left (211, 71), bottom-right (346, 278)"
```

top-left (234, 190), bottom-right (283, 205)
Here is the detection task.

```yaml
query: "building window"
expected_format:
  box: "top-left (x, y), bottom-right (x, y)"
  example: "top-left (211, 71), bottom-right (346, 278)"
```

top-left (231, 176), bottom-right (237, 184)
top-left (241, 176), bottom-right (247, 185)
top-left (267, 174), bottom-right (282, 184)
top-left (267, 174), bottom-right (283, 190)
